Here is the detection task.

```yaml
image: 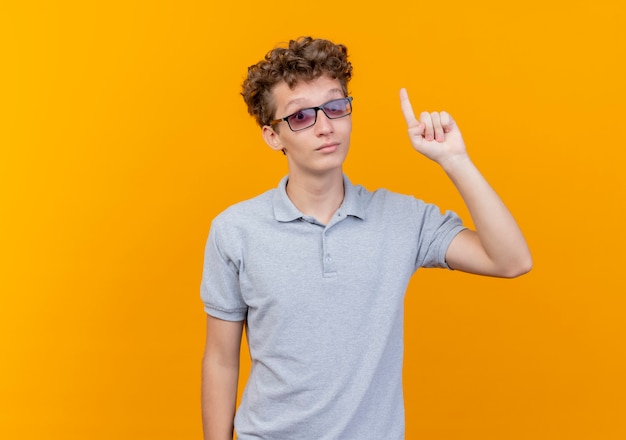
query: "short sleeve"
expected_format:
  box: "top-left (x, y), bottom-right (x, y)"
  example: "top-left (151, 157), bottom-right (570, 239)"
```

top-left (413, 200), bottom-right (466, 270)
top-left (200, 219), bottom-right (247, 321)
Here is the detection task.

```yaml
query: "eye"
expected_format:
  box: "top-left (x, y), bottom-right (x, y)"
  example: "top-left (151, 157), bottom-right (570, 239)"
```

top-left (287, 109), bottom-right (315, 124)
top-left (324, 99), bottom-right (347, 116)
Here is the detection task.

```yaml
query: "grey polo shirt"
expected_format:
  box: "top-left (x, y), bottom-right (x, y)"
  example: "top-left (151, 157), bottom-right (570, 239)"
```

top-left (201, 175), bottom-right (465, 440)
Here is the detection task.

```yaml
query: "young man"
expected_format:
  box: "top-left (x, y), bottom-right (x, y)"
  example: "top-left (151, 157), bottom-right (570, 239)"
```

top-left (201, 37), bottom-right (531, 440)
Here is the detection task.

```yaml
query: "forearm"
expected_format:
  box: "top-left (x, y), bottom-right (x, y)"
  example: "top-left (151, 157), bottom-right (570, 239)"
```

top-left (202, 354), bottom-right (240, 440)
top-left (442, 154), bottom-right (532, 277)
top-left (398, 91), bottom-right (531, 276)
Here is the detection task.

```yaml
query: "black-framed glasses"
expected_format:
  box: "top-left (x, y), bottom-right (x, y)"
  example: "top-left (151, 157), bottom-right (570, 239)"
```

top-left (270, 97), bottom-right (353, 132)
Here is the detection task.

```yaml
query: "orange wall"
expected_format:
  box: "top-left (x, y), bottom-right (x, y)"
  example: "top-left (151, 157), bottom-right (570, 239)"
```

top-left (1, 1), bottom-right (625, 439)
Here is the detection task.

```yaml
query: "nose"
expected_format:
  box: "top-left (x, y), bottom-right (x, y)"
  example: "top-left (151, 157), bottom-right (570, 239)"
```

top-left (314, 108), bottom-right (334, 134)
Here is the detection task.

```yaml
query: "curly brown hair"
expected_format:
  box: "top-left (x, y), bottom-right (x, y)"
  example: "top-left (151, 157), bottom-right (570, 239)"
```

top-left (241, 36), bottom-right (353, 129)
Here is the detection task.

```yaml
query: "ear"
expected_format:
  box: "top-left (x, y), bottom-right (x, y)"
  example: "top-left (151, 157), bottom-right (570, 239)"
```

top-left (262, 125), bottom-right (284, 152)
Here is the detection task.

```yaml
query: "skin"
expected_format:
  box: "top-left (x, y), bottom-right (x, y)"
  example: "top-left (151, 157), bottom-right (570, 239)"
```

top-left (201, 76), bottom-right (532, 440)
top-left (201, 316), bottom-right (243, 440)
top-left (261, 76), bottom-right (352, 224)
top-left (399, 88), bottom-right (532, 277)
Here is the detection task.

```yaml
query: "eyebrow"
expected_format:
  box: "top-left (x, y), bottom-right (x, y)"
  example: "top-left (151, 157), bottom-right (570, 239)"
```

top-left (283, 88), bottom-right (344, 114)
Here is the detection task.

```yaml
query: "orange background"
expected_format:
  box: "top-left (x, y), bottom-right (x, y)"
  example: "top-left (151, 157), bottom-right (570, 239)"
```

top-left (1, 1), bottom-right (625, 439)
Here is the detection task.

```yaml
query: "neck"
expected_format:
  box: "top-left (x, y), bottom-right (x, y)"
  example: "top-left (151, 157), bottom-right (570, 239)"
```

top-left (286, 170), bottom-right (344, 225)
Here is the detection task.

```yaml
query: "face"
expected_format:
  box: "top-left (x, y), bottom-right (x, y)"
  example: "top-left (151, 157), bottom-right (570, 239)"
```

top-left (262, 75), bottom-right (352, 178)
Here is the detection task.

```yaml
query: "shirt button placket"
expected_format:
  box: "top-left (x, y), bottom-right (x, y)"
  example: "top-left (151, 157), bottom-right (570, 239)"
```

top-left (322, 229), bottom-right (336, 277)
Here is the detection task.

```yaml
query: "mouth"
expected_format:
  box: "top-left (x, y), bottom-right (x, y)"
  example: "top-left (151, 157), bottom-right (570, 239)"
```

top-left (316, 142), bottom-right (339, 153)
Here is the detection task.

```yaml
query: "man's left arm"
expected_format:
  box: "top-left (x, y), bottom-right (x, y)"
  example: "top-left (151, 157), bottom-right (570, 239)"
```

top-left (400, 88), bottom-right (532, 278)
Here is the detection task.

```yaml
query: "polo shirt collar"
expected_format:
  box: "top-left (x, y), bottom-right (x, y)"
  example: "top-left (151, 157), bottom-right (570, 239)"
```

top-left (273, 174), bottom-right (366, 222)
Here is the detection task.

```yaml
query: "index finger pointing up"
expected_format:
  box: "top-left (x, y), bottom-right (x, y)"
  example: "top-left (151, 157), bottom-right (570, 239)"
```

top-left (400, 88), bottom-right (420, 129)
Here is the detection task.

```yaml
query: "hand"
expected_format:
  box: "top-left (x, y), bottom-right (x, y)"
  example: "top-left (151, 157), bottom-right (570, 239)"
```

top-left (399, 88), bottom-right (468, 166)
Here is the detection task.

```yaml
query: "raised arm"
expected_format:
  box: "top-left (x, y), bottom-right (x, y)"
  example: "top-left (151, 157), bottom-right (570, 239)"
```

top-left (400, 88), bottom-right (532, 278)
top-left (202, 314), bottom-right (244, 440)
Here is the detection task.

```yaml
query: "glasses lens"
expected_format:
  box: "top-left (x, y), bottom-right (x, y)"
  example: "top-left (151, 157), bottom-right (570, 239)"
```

top-left (322, 98), bottom-right (351, 119)
top-left (287, 109), bottom-right (317, 131)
